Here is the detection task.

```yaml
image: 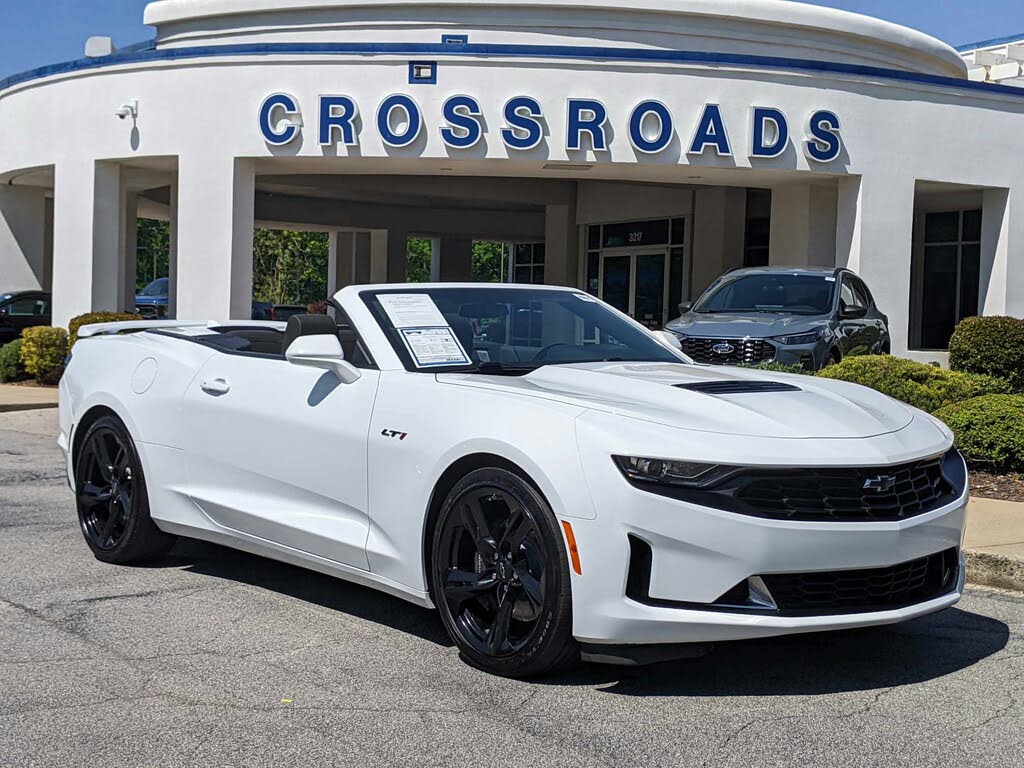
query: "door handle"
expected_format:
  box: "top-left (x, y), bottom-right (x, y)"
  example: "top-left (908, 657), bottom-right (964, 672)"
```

top-left (201, 378), bottom-right (231, 396)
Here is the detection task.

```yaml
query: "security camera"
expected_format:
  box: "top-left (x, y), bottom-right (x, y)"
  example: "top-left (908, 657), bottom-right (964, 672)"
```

top-left (115, 100), bottom-right (139, 121)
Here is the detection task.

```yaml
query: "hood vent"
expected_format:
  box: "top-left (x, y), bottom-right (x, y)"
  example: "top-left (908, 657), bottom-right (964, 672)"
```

top-left (675, 381), bottom-right (803, 395)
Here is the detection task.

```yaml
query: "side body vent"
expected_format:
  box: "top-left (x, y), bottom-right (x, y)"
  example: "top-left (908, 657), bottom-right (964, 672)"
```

top-left (675, 381), bottom-right (802, 395)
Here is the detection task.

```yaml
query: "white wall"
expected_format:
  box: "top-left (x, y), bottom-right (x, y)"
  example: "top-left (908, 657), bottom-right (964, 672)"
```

top-left (0, 185), bottom-right (48, 292)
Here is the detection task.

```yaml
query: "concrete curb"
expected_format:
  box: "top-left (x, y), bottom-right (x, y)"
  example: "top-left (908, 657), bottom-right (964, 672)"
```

top-left (0, 403), bottom-right (59, 414)
top-left (966, 550), bottom-right (1024, 594)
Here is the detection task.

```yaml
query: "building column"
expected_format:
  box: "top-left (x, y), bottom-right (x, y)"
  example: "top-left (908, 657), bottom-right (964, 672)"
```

top-left (836, 173), bottom-right (916, 355)
top-left (176, 156), bottom-right (255, 320)
top-left (544, 195), bottom-right (579, 287)
top-left (167, 177), bottom-right (178, 319)
top-left (51, 159), bottom-right (123, 328)
top-left (691, 187), bottom-right (746, 298)
top-left (370, 228), bottom-right (407, 283)
top-left (769, 181), bottom-right (838, 268)
top-left (354, 232), bottom-right (373, 284)
top-left (0, 184), bottom-right (48, 294)
top-left (121, 191), bottom-right (139, 311)
top-left (431, 237), bottom-right (474, 282)
top-left (977, 188), bottom-right (1024, 318)
top-left (328, 231), bottom-right (356, 296)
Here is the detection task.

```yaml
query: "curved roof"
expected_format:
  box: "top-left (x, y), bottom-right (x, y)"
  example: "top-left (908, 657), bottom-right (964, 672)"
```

top-left (144, 0), bottom-right (966, 78)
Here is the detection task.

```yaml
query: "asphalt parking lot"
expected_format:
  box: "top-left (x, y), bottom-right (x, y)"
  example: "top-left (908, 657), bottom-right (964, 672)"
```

top-left (1, 409), bottom-right (1023, 768)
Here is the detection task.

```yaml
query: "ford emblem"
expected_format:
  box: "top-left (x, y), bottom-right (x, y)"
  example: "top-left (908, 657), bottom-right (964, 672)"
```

top-left (712, 343), bottom-right (735, 355)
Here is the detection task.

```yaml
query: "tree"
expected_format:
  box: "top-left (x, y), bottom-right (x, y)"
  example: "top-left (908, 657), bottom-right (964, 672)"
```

top-left (251, 229), bottom-right (329, 305)
top-left (136, 219), bottom-right (170, 291)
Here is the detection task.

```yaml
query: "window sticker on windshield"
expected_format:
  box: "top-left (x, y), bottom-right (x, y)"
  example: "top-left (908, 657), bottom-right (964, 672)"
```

top-left (825, 277), bottom-right (836, 282)
top-left (401, 327), bottom-right (471, 368)
top-left (574, 293), bottom-right (599, 303)
top-left (379, 294), bottom-right (449, 329)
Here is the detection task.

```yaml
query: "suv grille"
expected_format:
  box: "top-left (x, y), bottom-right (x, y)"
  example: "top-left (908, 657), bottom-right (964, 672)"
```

top-left (680, 337), bottom-right (776, 365)
top-left (735, 456), bottom-right (950, 522)
top-left (761, 548), bottom-right (959, 616)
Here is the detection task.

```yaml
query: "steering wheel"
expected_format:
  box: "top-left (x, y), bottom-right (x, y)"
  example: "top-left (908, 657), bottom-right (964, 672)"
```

top-left (533, 343), bottom-right (578, 362)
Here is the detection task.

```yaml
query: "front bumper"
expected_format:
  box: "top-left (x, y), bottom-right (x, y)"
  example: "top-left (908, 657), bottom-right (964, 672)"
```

top-left (568, 418), bottom-right (967, 646)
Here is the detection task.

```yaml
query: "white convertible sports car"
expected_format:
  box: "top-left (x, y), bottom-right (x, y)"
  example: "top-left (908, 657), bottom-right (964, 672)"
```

top-left (59, 283), bottom-right (968, 677)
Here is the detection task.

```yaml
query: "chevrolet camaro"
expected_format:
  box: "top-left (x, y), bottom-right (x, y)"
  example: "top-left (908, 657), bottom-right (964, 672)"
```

top-left (58, 283), bottom-right (968, 677)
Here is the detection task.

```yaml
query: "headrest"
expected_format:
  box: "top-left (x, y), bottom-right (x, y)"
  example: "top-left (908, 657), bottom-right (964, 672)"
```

top-left (283, 314), bottom-right (338, 353)
top-left (444, 314), bottom-right (475, 359)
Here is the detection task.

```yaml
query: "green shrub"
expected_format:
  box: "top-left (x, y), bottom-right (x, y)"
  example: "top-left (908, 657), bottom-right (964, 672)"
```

top-left (69, 312), bottom-right (142, 348)
top-left (741, 362), bottom-right (810, 376)
top-left (20, 327), bottom-right (69, 385)
top-left (948, 316), bottom-right (1024, 392)
top-left (817, 355), bottom-right (1013, 413)
top-left (935, 395), bottom-right (1024, 472)
top-left (0, 339), bottom-right (27, 383)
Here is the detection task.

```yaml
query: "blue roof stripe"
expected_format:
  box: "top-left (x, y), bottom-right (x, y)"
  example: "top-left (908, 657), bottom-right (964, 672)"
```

top-left (955, 33), bottom-right (1024, 52)
top-left (2, 40), bottom-right (1023, 99)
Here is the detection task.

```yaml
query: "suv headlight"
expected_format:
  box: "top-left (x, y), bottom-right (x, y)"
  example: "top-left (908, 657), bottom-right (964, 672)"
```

top-left (772, 328), bottom-right (830, 346)
top-left (614, 456), bottom-right (733, 488)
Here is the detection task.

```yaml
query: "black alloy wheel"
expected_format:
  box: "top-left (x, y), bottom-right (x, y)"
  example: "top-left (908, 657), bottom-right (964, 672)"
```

top-left (432, 468), bottom-right (578, 677)
top-left (78, 425), bottom-right (134, 551)
top-left (75, 415), bottom-right (176, 564)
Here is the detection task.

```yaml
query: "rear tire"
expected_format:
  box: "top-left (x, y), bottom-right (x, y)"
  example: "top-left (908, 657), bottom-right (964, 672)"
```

top-left (430, 468), bottom-right (579, 678)
top-left (74, 415), bottom-right (176, 564)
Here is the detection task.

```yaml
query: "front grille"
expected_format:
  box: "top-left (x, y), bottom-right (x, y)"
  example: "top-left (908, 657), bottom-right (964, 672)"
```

top-left (620, 449), bottom-right (967, 523)
top-left (761, 548), bottom-right (960, 616)
top-left (735, 456), bottom-right (951, 522)
top-left (136, 305), bottom-right (163, 319)
top-left (680, 336), bottom-right (776, 365)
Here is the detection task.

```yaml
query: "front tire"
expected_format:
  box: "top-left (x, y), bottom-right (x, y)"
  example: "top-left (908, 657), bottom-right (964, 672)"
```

top-left (430, 468), bottom-right (578, 678)
top-left (74, 415), bottom-right (176, 564)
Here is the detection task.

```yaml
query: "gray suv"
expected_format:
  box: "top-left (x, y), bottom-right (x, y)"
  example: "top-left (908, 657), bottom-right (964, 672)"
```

top-left (665, 266), bottom-right (890, 370)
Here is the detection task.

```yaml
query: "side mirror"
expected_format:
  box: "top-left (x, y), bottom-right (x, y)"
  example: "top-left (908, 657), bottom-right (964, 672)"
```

top-left (652, 330), bottom-right (683, 352)
top-left (286, 334), bottom-right (362, 385)
top-left (840, 305), bottom-right (868, 320)
top-left (678, 301), bottom-right (693, 315)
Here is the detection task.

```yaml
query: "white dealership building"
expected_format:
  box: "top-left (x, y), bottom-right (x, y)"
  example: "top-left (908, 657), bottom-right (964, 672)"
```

top-left (1, 0), bottom-right (1023, 357)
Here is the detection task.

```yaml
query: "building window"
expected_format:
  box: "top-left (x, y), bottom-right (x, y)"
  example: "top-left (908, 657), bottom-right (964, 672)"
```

top-left (916, 209), bottom-right (981, 350)
top-left (508, 243), bottom-right (546, 284)
top-left (744, 188), bottom-right (771, 267)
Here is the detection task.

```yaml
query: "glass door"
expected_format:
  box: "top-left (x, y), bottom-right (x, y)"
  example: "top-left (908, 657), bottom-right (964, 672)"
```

top-left (599, 252), bottom-right (669, 328)
top-left (634, 253), bottom-right (666, 330)
top-left (601, 255), bottom-right (632, 315)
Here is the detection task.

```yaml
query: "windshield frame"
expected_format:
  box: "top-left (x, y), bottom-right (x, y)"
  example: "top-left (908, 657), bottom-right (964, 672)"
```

top-left (692, 271), bottom-right (839, 316)
top-left (359, 286), bottom-right (685, 374)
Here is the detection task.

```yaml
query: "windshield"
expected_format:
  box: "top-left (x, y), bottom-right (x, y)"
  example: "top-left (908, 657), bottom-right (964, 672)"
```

top-left (139, 278), bottom-right (169, 297)
top-left (362, 287), bottom-right (682, 374)
top-left (693, 273), bottom-right (836, 315)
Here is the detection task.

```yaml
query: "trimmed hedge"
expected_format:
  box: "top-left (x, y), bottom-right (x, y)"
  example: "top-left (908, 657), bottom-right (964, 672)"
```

top-left (817, 355), bottom-right (1013, 414)
top-left (948, 316), bottom-right (1024, 392)
top-left (0, 339), bottom-right (27, 383)
top-left (69, 312), bottom-right (142, 348)
top-left (935, 395), bottom-right (1024, 472)
top-left (20, 327), bottom-right (69, 385)
top-left (742, 362), bottom-right (810, 376)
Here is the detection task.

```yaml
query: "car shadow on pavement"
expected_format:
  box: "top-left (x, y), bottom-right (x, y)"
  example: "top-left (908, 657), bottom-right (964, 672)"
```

top-left (543, 607), bottom-right (1011, 696)
top-left (159, 539), bottom-right (1009, 696)
top-left (163, 538), bottom-right (455, 648)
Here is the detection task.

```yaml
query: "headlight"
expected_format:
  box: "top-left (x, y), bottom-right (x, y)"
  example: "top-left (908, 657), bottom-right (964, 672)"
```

top-left (772, 328), bottom-right (829, 346)
top-left (613, 456), bottom-right (732, 488)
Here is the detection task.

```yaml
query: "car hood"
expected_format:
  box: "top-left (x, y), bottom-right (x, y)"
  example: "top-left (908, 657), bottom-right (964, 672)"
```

top-left (441, 362), bottom-right (914, 439)
top-left (135, 295), bottom-right (168, 305)
top-left (665, 312), bottom-right (829, 339)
